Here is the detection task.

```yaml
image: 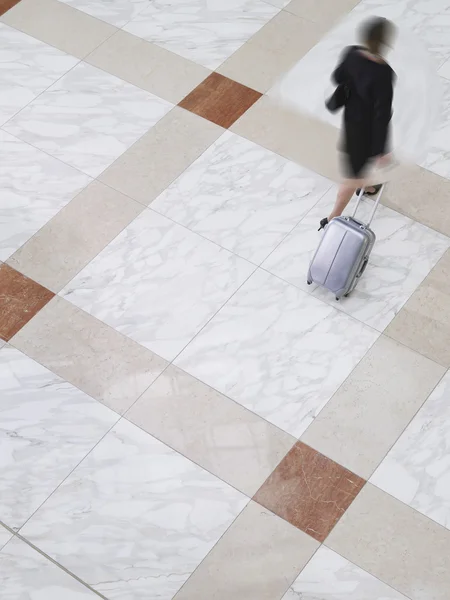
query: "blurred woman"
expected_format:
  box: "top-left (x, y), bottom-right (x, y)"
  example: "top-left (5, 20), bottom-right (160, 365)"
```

top-left (319, 17), bottom-right (396, 230)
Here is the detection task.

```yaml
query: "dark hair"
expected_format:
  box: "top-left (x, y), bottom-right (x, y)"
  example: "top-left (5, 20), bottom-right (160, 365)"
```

top-left (360, 17), bottom-right (394, 54)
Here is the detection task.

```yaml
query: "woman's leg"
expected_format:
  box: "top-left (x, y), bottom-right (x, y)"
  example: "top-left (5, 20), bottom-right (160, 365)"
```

top-left (328, 183), bottom-right (357, 220)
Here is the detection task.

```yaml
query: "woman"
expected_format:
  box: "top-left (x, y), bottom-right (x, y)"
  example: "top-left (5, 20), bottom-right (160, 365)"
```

top-left (319, 17), bottom-right (396, 230)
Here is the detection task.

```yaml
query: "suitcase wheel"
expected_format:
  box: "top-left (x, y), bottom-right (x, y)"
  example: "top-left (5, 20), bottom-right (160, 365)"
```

top-left (307, 279), bottom-right (312, 285)
top-left (335, 296), bottom-right (340, 301)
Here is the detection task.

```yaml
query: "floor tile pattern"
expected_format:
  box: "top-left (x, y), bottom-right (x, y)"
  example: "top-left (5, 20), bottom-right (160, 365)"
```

top-left (254, 442), bottom-right (365, 542)
top-left (179, 72), bottom-right (262, 129)
top-left (0, 264), bottom-right (53, 341)
top-left (1, 0), bottom-right (450, 598)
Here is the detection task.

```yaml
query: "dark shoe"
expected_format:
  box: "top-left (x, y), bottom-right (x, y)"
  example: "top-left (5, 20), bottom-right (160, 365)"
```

top-left (318, 217), bottom-right (328, 231)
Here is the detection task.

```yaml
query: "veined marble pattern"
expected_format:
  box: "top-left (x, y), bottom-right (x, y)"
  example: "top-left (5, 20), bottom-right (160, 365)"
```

top-left (59, 0), bottom-right (150, 27)
top-left (0, 536), bottom-right (99, 599)
top-left (0, 526), bottom-right (12, 550)
top-left (421, 75), bottom-right (450, 179)
top-left (0, 345), bottom-right (118, 530)
top-left (123, 0), bottom-right (279, 70)
top-left (61, 209), bottom-right (255, 361)
top-left (0, 131), bottom-right (90, 261)
top-left (264, 186), bottom-right (450, 331)
top-left (371, 371), bottom-right (450, 531)
top-left (175, 269), bottom-right (378, 437)
top-left (4, 62), bottom-right (172, 178)
top-left (283, 546), bottom-right (409, 600)
top-left (21, 419), bottom-right (248, 600)
top-left (0, 23), bottom-right (78, 126)
top-left (152, 131), bottom-right (332, 264)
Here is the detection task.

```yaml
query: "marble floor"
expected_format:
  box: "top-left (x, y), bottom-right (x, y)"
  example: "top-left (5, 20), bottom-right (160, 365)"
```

top-left (1, 0), bottom-right (450, 599)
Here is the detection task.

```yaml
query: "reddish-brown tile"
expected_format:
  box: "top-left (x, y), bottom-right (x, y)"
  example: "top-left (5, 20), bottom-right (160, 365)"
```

top-left (0, 0), bottom-right (21, 16)
top-left (178, 72), bottom-right (262, 129)
top-left (0, 264), bottom-right (54, 341)
top-left (254, 441), bottom-right (365, 542)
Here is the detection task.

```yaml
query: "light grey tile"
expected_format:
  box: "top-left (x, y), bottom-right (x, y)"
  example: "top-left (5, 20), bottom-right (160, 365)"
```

top-left (174, 501), bottom-right (319, 600)
top-left (126, 364), bottom-right (295, 496)
top-left (0, 23), bottom-right (78, 126)
top-left (152, 130), bottom-right (331, 264)
top-left (175, 269), bottom-right (378, 437)
top-left (100, 106), bottom-right (222, 206)
top-left (217, 10), bottom-right (324, 93)
top-left (0, 344), bottom-right (118, 529)
top-left (327, 483), bottom-right (450, 600)
top-left (60, 210), bottom-right (255, 361)
top-left (371, 370), bottom-right (450, 531)
top-left (87, 30), bottom-right (210, 103)
top-left (283, 545), bottom-right (409, 600)
top-left (4, 62), bottom-right (172, 178)
top-left (8, 180), bottom-right (143, 293)
top-left (0, 536), bottom-right (99, 598)
top-left (10, 296), bottom-right (168, 414)
top-left (1, 0), bottom-right (117, 59)
top-left (21, 419), bottom-right (248, 600)
top-left (59, 0), bottom-right (149, 27)
top-left (301, 336), bottom-right (445, 479)
top-left (285, 0), bottom-right (360, 25)
top-left (123, 0), bottom-right (279, 70)
top-left (0, 130), bottom-right (91, 262)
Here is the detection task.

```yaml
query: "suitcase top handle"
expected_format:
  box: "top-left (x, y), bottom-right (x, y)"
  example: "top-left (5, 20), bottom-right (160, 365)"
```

top-left (351, 184), bottom-right (385, 228)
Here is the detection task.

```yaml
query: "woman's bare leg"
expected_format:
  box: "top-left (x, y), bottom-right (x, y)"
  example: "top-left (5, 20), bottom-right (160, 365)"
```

top-left (328, 183), bottom-right (357, 220)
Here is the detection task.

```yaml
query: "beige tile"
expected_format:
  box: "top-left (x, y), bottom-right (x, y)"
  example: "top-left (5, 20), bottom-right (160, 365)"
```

top-left (10, 296), bottom-right (168, 414)
top-left (285, 0), bottom-right (360, 25)
top-left (383, 164), bottom-right (450, 237)
top-left (86, 29), bottom-right (210, 104)
top-left (8, 181), bottom-right (143, 293)
top-left (126, 365), bottom-right (295, 496)
top-left (301, 336), bottom-right (445, 479)
top-left (174, 501), bottom-right (319, 600)
top-left (231, 95), bottom-right (340, 181)
top-left (217, 11), bottom-right (324, 93)
top-left (1, 0), bottom-right (117, 59)
top-left (386, 249), bottom-right (450, 367)
top-left (100, 106), bottom-right (223, 205)
top-left (327, 483), bottom-right (450, 600)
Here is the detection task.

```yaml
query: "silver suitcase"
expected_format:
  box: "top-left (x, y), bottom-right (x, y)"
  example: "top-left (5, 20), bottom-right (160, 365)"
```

top-left (307, 185), bottom-right (384, 300)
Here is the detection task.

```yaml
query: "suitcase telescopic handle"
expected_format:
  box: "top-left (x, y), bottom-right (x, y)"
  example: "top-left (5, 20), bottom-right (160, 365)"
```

top-left (352, 184), bottom-right (385, 227)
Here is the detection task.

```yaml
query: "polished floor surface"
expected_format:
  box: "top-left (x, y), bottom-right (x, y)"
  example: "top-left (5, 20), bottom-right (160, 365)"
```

top-left (1, 0), bottom-right (450, 599)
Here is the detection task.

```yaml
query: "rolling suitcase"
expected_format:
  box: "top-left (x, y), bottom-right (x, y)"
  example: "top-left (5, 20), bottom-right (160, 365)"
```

top-left (307, 185), bottom-right (384, 300)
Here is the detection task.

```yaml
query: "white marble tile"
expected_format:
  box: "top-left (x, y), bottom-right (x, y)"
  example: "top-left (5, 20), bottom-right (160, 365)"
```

top-left (21, 419), bottom-right (248, 600)
top-left (0, 23), bottom-right (78, 126)
top-left (152, 131), bottom-right (331, 264)
top-left (4, 62), bottom-right (172, 178)
top-left (0, 536), bottom-right (99, 598)
top-left (61, 210), bottom-right (255, 361)
top-left (264, 186), bottom-right (450, 331)
top-left (59, 0), bottom-right (150, 27)
top-left (175, 269), bottom-right (378, 437)
top-left (263, 0), bottom-right (290, 7)
top-left (0, 526), bottom-right (12, 550)
top-left (123, 0), bottom-right (279, 69)
top-left (371, 370), bottom-right (450, 531)
top-left (421, 75), bottom-right (450, 179)
top-left (283, 546), bottom-right (409, 600)
top-left (0, 131), bottom-right (91, 262)
top-left (0, 345), bottom-right (118, 530)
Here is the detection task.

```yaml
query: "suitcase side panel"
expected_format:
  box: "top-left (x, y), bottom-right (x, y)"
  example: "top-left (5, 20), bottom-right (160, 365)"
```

top-left (308, 218), bottom-right (375, 297)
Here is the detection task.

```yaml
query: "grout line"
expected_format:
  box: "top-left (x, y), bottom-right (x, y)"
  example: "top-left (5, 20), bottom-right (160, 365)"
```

top-left (0, 525), bottom-right (109, 599)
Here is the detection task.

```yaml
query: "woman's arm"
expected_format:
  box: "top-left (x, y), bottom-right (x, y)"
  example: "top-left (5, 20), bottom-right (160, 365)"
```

top-left (332, 47), bottom-right (352, 84)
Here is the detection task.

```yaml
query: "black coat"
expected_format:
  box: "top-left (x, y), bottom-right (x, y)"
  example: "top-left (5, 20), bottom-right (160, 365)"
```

top-left (333, 45), bottom-right (395, 177)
